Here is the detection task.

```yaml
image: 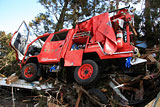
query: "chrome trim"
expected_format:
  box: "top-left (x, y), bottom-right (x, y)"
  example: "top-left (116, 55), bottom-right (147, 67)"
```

top-left (113, 51), bottom-right (133, 55)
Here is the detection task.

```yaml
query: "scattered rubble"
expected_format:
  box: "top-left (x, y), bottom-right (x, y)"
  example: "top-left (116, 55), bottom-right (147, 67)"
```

top-left (0, 45), bottom-right (160, 106)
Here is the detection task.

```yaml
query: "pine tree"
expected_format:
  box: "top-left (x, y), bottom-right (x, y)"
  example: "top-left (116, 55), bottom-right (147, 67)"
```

top-left (29, 0), bottom-right (109, 35)
top-left (142, 0), bottom-right (160, 47)
top-left (0, 32), bottom-right (19, 76)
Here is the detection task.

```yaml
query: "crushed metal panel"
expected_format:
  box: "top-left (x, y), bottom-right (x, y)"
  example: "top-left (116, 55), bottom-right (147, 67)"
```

top-left (64, 49), bottom-right (83, 66)
top-left (77, 12), bottom-right (117, 54)
top-left (0, 77), bottom-right (53, 90)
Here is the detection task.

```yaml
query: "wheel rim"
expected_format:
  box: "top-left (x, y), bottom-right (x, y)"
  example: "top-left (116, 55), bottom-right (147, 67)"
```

top-left (24, 66), bottom-right (35, 78)
top-left (78, 64), bottom-right (93, 79)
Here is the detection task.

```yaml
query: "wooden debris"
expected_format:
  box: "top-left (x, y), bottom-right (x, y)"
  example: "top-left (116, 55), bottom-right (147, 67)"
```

top-left (48, 102), bottom-right (60, 107)
top-left (60, 92), bottom-right (64, 104)
top-left (101, 88), bottom-right (107, 93)
top-left (147, 54), bottom-right (157, 62)
top-left (130, 23), bottom-right (138, 36)
top-left (75, 91), bottom-right (82, 107)
top-left (0, 73), bottom-right (6, 78)
top-left (147, 54), bottom-right (160, 71)
top-left (0, 46), bottom-right (159, 107)
top-left (145, 45), bottom-right (160, 53)
top-left (74, 83), bottom-right (106, 107)
top-left (6, 74), bottom-right (18, 84)
top-left (22, 100), bottom-right (32, 103)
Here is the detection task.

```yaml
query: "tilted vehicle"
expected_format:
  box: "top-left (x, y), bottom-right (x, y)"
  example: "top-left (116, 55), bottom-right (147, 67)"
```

top-left (10, 6), bottom-right (144, 85)
top-left (10, 6), bottom-right (160, 106)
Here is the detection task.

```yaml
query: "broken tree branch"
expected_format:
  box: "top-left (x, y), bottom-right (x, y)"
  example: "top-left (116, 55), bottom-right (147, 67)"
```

top-left (56, 84), bottom-right (62, 104)
top-left (75, 90), bottom-right (82, 107)
top-left (74, 83), bottom-right (106, 107)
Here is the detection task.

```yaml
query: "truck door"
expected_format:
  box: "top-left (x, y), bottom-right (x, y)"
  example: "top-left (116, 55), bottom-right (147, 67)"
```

top-left (39, 31), bottom-right (69, 63)
top-left (10, 21), bottom-right (29, 61)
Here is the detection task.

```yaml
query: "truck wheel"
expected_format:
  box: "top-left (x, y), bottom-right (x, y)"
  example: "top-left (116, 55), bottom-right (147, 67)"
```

top-left (88, 88), bottom-right (108, 105)
top-left (21, 63), bottom-right (39, 82)
top-left (74, 59), bottom-right (99, 85)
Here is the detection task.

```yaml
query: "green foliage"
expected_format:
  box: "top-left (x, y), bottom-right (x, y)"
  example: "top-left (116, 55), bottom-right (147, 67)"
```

top-left (29, 12), bottom-right (56, 35)
top-left (29, 0), bottom-right (109, 34)
top-left (29, 0), bottom-right (68, 35)
top-left (0, 31), bottom-right (19, 76)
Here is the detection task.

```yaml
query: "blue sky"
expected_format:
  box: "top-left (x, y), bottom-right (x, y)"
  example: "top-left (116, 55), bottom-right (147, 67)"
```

top-left (0, 0), bottom-right (45, 34)
top-left (0, 0), bottom-right (144, 34)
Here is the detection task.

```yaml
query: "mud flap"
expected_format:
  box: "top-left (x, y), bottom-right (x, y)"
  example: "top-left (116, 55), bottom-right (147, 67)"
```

top-left (64, 50), bottom-right (83, 66)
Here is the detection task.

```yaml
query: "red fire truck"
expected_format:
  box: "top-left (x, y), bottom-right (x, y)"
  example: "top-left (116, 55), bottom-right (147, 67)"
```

top-left (10, 7), bottom-right (141, 85)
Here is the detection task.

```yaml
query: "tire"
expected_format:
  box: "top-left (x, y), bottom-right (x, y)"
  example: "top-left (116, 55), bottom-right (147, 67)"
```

top-left (88, 88), bottom-right (108, 105)
top-left (74, 59), bottom-right (99, 85)
top-left (21, 63), bottom-right (39, 82)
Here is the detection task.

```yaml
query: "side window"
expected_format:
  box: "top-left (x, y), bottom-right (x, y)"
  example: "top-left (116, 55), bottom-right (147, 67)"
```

top-left (51, 31), bottom-right (68, 41)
